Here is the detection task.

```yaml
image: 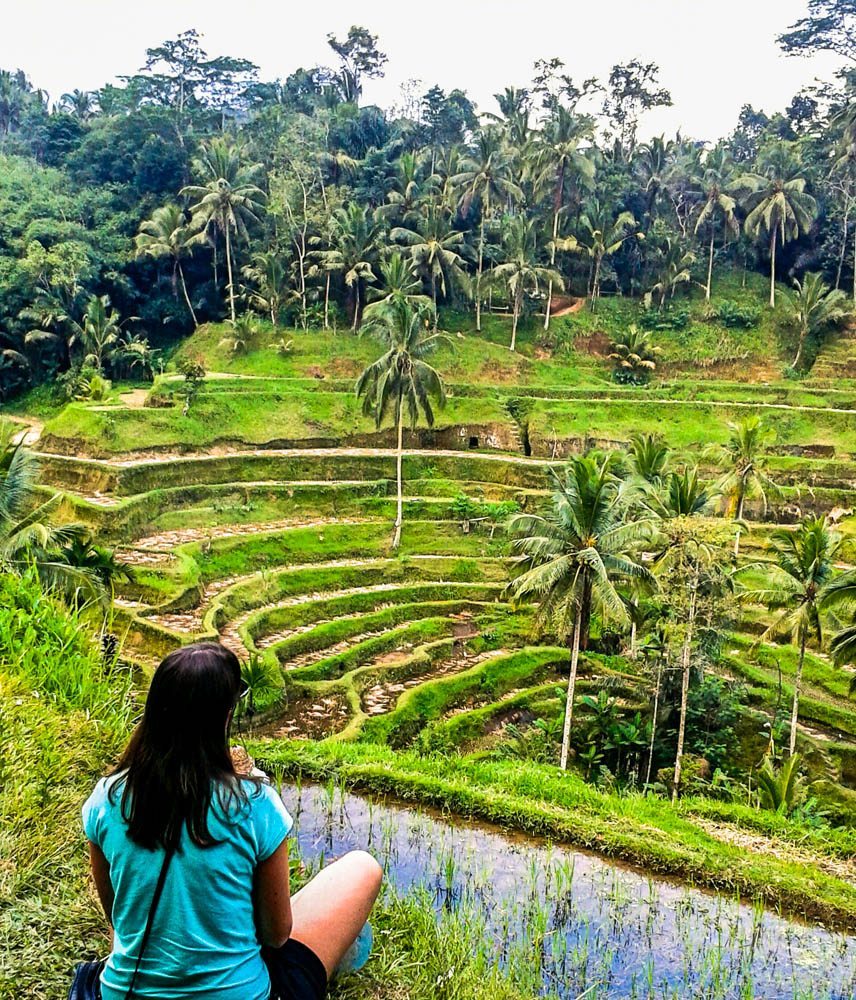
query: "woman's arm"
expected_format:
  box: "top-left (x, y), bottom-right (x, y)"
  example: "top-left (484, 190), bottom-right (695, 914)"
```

top-left (253, 838), bottom-right (293, 948)
top-left (88, 841), bottom-right (115, 926)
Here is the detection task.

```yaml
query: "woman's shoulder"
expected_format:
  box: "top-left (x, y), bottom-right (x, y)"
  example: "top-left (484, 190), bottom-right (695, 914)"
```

top-left (82, 773), bottom-right (125, 843)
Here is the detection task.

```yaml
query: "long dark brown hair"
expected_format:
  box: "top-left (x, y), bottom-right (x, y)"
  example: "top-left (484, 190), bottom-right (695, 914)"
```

top-left (110, 642), bottom-right (249, 851)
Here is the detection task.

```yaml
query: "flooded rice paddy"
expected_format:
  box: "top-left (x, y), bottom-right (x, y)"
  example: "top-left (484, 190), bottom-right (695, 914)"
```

top-left (284, 781), bottom-right (856, 1000)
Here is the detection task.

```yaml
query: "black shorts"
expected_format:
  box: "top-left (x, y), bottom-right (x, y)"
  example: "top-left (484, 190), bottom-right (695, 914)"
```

top-left (263, 938), bottom-right (327, 1000)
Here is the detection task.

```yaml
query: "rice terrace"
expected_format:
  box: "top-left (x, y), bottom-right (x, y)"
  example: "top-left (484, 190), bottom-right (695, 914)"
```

top-left (3, 4), bottom-right (856, 999)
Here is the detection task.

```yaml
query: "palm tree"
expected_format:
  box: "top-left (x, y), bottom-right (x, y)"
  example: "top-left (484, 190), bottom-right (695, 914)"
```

top-left (530, 107), bottom-right (595, 328)
top-left (710, 416), bottom-right (777, 556)
top-left (608, 326), bottom-right (661, 384)
top-left (822, 570), bottom-right (856, 693)
top-left (318, 204), bottom-right (384, 332)
top-left (454, 131), bottom-right (522, 331)
top-left (0, 423), bottom-right (99, 599)
top-left (562, 200), bottom-right (640, 310)
top-left (135, 204), bottom-right (201, 328)
top-left (76, 296), bottom-right (122, 374)
top-left (508, 454), bottom-right (654, 769)
top-left (741, 516), bottom-right (841, 756)
top-left (241, 251), bottom-right (291, 327)
top-left (756, 754), bottom-right (803, 815)
top-left (356, 301), bottom-right (447, 549)
top-left (782, 272), bottom-right (853, 370)
top-left (391, 212), bottom-right (470, 329)
top-left (645, 467), bottom-right (721, 800)
top-left (59, 89), bottom-right (97, 120)
top-left (181, 138), bottom-right (266, 323)
top-left (628, 432), bottom-right (671, 486)
top-left (491, 217), bottom-right (563, 352)
top-left (364, 254), bottom-right (433, 317)
top-left (647, 234), bottom-right (695, 310)
top-left (694, 147), bottom-right (739, 302)
top-left (381, 151), bottom-right (437, 226)
top-left (735, 146), bottom-right (817, 308)
top-left (634, 135), bottom-right (671, 230)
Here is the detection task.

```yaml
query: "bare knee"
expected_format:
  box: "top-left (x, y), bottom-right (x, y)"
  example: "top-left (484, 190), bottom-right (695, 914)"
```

top-left (342, 850), bottom-right (383, 893)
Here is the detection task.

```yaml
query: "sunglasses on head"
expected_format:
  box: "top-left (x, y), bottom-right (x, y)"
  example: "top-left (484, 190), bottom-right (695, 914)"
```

top-left (237, 678), bottom-right (250, 701)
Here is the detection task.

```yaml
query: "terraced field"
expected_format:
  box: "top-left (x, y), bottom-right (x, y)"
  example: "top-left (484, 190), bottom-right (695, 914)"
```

top-left (20, 323), bottom-right (856, 817)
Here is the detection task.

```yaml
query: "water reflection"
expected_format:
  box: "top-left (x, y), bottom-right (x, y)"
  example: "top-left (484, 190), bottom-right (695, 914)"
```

top-left (284, 781), bottom-right (856, 999)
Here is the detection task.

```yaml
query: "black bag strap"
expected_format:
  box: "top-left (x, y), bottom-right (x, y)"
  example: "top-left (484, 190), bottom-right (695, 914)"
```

top-left (125, 847), bottom-right (174, 1000)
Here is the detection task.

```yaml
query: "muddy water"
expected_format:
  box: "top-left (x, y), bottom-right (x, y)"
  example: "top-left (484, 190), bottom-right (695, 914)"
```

top-left (284, 781), bottom-right (856, 1000)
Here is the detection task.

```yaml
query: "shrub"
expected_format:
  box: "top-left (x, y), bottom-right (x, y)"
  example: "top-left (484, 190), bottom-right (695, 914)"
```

top-left (711, 300), bottom-right (761, 329)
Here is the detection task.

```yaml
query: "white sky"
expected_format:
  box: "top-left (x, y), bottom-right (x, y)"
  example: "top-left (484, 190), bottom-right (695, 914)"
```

top-left (1, 1), bottom-right (845, 143)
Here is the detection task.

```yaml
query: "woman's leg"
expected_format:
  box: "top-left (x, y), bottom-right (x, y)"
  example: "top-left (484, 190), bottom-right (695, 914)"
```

top-left (289, 850), bottom-right (383, 979)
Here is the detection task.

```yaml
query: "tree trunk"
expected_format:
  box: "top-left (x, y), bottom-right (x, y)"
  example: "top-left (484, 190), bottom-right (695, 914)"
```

top-left (792, 326), bottom-right (806, 370)
top-left (560, 605), bottom-right (583, 771)
top-left (769, 229), bottom-right (777, 309)
top-left (431, 272), bottom-right (438, 333)
top-left (644, 659), bottom-right (662, 789)
top-left (591, 256), bottom-right (602, 312)
top-left (225, 223), bottom-right (236, 323)
top-left (733, 483), bottom-right (745, 557)
top-left (630, 619), bottom-right (637, 659)
top-left (324, 273), bottom-right (331, 330)
top-left (672, 573), bottom-right (698, 803)
top-left (177, 262), bottom-right (198, 328)
top-left (544, 209), bottom-right (559, 330)
top-left (475, 213), bottom-right (485, 332)
top-left (853, 223), bottom-right (855, 305)
top-left (352, 283), bottom-right (360, 334)
top-left (705, 220), bottom-right (715, 303)
top-left (391, 406), bottom-right (404, 550)
top-left (789, 630), bottom-right (806, 757)
top-left (835, 213), bottom-right (849, 290)
top-left (510, 288), bottom-right (520, 352)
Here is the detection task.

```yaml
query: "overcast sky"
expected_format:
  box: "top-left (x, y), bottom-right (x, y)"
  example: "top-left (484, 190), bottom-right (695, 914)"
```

top-left (1, 1), bottom-right (845, 142)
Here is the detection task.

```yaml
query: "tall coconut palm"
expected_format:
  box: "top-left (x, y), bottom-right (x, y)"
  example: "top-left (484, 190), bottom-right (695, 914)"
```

top-left (710, 416), bottom-right (777, 556)
top-left (562, 200), bottom-right (640, 310)
top-left (491, 217), bottom-right (563, 352)
top-left (356, 301), bottom-right (447, 549)
top-left (454, 131), bottom-right (522, 331)
top-left (364, 253), bottom-right (432, 317)
top-left (391, 212), bottom-right (470, 329)
top-left (734, 146), bottom-right (817, 308)
top-left (741, 516), bottom-right (841, 756)
top-left (529, 107), bottom-right (595, 328)
top-left (318, 204), bottom-right (384, 332)
top-left (181, 138), bottom-right (266, 323)
top-left (135, 203), bottom-right (201, 328)
top-left (782, 272), bottom-right (853, 370)
top-left (645, 467), bottom-right (721, 800)
top-left (508, 454), bottom-right (654, 769)
top-left (694, 147), bottom-right (739, 302)
top-left (380, 151), bottom-right (437, 226)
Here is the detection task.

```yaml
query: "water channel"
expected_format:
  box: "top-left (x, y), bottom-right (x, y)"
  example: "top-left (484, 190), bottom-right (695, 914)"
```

top-left (283, 781), bottom-right (856, 1000)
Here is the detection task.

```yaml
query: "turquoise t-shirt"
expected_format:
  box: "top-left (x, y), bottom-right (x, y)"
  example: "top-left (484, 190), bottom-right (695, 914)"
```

top-left (82, 774), bottom-right (292, 1000)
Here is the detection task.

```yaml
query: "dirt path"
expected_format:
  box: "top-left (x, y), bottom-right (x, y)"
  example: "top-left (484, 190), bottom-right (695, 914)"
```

top-left (5, 415), bottom-right (43, 446)
top-left (694, 818), bottom-right (856, 886)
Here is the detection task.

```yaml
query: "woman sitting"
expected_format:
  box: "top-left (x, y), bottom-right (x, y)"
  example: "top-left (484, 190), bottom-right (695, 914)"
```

top-left (82, 641), bottom-right (382, 1000)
